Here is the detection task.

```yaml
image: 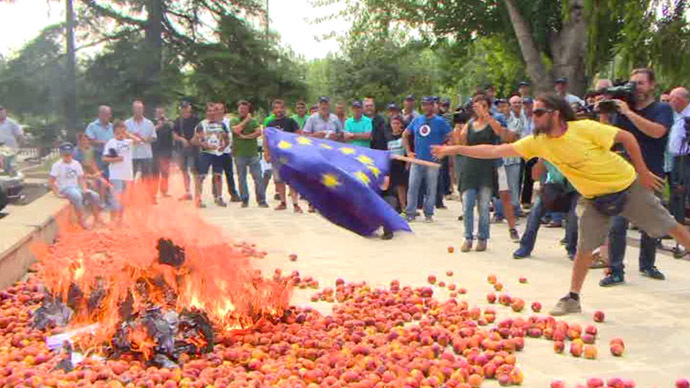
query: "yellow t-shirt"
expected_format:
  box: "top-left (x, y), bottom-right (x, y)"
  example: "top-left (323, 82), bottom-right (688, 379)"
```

top-left (513, 120), bottom-right (636, 198)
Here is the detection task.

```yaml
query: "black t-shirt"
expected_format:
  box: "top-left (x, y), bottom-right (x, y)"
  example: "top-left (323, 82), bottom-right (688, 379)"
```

top-left (267, 116), bottom-right (300, 133)
top-left (153, 118), bottom-right (174, 156)
top-left (613, 101), bottom-right (674, 176)
top-left (173, 115), bottom-right (201, 141)
top-left (369, 114), bottom-right (390, 150)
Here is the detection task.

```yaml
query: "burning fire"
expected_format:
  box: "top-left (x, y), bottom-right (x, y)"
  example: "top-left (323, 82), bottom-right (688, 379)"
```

top-left (31, 183), bottom-right (291, 365)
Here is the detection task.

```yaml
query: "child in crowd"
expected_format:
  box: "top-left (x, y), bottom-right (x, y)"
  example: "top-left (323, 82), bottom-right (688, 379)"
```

top-left (387, 115), bottom-right (409, 213)
top-left (102, 120), bottom-right (141, 223)
top-left (49, 142), bottom-right (102, 228)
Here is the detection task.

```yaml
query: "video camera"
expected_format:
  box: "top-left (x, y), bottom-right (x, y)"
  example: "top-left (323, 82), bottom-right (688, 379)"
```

top-left (453, 101), bottom-right (474, 125)
top-left (597, 82), bottom-right (636, 114)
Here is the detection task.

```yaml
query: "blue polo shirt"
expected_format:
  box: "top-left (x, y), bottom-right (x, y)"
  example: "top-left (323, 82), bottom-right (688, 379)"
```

top-left (407, 115), bottom-right (451, 161)
top-left (85, 119), bottom-right (114, 146)
top-left (344, 116), bottom-right (373, 148)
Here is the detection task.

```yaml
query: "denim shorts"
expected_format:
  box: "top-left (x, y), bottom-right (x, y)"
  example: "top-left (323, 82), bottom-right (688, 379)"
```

top-left (198, 152), bottom-right (223, 176)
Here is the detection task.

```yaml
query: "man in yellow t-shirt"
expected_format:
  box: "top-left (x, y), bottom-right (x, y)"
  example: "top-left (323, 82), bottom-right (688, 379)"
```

top-left (431, 94), bottom-right (690, 316)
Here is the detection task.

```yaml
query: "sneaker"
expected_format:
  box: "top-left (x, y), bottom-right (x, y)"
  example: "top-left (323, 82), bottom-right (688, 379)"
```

top-left (241, 202), bottom-right (249, 208)
top-left (640, 267), bottom-right (665, 280)
top-left (567, 251), bottom-right (575, 261)
top-left (293, 204), bottom-right (304, 213)
top-left (476, 240), bottom-right (487, 252)
top-left (599, 273), bottom-right (625, 287)
top-left (405, 216), bottom-right (416, 223)
top-left (513, 247), bottom-right (530, 260)
top-left (509, 228), bottom-right (520, 242)
top-left (549, 296), bottom-right (582, 316)
top-left (275, 202), bottom-right (287, 211)
top-left (424, 216), bottom-right (434, 223)
top-left (436, 204), bottom-right (447, 209)
top-left (258, 202), bottom-right (269, 208)
top-left (230, 195), bottom-right (242, 203)
top-left (381, 231), bottom-right (394, 240)
top-left (461, 240), bottom-right (473, 252)
top-left (215, 198), bottom-right (227, 207)
top-left (179, 193), bottom-right (193, 201)
top-left (559, 237), bottom-right (567, 246)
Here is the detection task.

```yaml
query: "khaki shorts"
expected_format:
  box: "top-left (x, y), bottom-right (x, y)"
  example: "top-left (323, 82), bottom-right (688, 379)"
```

top-left (577, 179), bottom-right (677, 253)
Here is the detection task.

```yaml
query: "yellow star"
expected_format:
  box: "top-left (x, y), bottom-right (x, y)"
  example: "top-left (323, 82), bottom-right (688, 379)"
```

top-left (319, 143), bottom-right (333, 150)
top-left (296, 137), bottom-right (312, 145)
top-left (278, 140), bottom-right (292, 149)
top-left (321, 173), bottom-right (341, 188)
top-left (340, 147), bottom-right (356, 155)
top-left (353, 171), bottom-right (371, 185)
top-left (357, 155), bottom-right (374, 165)
top-left (367, 165), bottom-right (381, 178)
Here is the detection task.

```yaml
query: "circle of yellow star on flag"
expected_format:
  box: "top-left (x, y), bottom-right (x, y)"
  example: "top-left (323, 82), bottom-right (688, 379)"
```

top-left (296, 137), bottom-right (313, 145)
top-left (340, 147), bottom-right (356, 155)
top-left (321, 173), bottom-right (341, 188)
top-left (278, 140), bottom-right (292, 149)
top-left (356, 155), bottom-right (374, 165)
top-left (367, 165), bottom-right (381, 178)
top-left (353, 171), bottom-right (371, 185)
top-left (319, 143), bottom-right (333, 150)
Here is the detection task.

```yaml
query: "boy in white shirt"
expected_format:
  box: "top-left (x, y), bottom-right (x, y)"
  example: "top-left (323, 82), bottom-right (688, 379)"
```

top-left (102, 120), bottom-right (141, 222)
top-left (49, 142), bottom-right (102, 228)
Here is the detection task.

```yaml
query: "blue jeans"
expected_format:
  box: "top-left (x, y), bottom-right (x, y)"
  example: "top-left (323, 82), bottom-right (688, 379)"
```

top-left (234, 155), bottom-right (265, 204)
top-left (518, 194), bottom-right (579, 255)
top-left (61, 187), bottom-right (101, 214)
top-left (109, 180), bottom-right (129, 211)
top-left (608, 215), bottom-right (658, 276)
top-left (505, 163), bottom-right (522, 214)
top-left (406, 164), bottom-right (440, 218)
top-left (669, 155), bottom-right (690, 224)
top-left (462, 186), bottom-right (492, 241)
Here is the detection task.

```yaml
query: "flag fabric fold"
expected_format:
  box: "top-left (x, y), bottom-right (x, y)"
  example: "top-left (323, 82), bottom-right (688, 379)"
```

top-left (264, 127), bottom-right (411, 236)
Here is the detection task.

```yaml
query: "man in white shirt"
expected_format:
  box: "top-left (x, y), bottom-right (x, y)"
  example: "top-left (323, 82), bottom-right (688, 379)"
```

top-left (50, 142), bottom-right (102, 228)
top-left (125, 100), bottom-right (157, 203)
top-left (0, 105), bottom-right (24, 174)
top-left (555, 78), bottom-right (585, 106)
top-left (668, 87), bottom-right (690, 225)
top-left (506, 95), bottom-right (526, 217)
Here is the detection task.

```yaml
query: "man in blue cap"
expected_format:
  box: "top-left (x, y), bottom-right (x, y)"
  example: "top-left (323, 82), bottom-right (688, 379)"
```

top-left (49, 142), bottom-right (103, 228)
top-left (402, 95), bottom-right (419, 126)
top-left (554, 77), bottom-right (585, 106)
top-left (403, 96), bottom-right (452, 222)
top-left (518, 81), bottom-right (531, 99)
top-left (344, 100), bottom-right (373, 148)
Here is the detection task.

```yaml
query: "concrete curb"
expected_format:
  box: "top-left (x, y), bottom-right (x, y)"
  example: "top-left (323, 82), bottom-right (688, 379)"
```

top-left (0, 193), bottom-right (68, 289)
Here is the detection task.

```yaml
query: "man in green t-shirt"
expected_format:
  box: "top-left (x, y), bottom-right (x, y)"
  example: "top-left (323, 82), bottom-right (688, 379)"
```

top-left (291, 101), bottom-right (310, 130)
top-left (231, 100), bottom-right (268, 208)
top-left (344, 100), bottom-right (373, 147)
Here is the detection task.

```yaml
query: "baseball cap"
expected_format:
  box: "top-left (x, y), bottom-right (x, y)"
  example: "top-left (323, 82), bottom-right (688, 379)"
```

top-left (59, 142), bottom-right (75, 154)
top-left (318, 96), bottom-right (330, 103)
top-left (404, 94), bottom-right (415, 101)
top-left (352, 100), bottom-right (363, 108)
top-left (421, 96), bottom-right (435, 104)
top-left (523, 97), bottom-right (534, 105)
top-left (554, 77), bottom-right (568, 84)
top-left (518, 81), bottom-right (529, 87)
top-left (387, 103), bottom-right (400, 111)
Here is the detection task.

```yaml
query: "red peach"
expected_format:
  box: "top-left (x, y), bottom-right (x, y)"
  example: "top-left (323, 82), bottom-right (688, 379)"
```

top-left (494, 282), bottom-right (504, 291)
top-left (587, 377), bottom-right (604, 388)
top-left (593, 311), bottom-right (605, 322)
top-left (582, 334), bottom-right (596, 344)
top-left (448, 246), bottom-right (455, 253)
top-left (488, 274), bottom-right (497, 284)
top-left (459, 288), bottom-right (467, 294)
top-left (551, 380), bottom-right (566, 388)
top-left (487, 293), bottom-right (497, 303)
top-left (677, 379), bottom-right (690, 388)
top-left (623, 380), bottom-right (636, 388)
top-left (531, 302), bottom-right (542, 312)
top-left (554, 341), bottom-right (565, 354)
top-left (428, 275), bottom-right (437, 285)
top-left (610, 343), bottom-right (624, 357)
top-left (585, 325), bottom-right (598, 336)
top-left (519, 277), bottom-right (527, 284)
top-left (570, 342), bottom-right (583, 357)
top-left (446, 270), bottom-right (454, 276)
top-left (438, 281), bottom-right (446, 288)
top-left (583, 345), bottom-right (597, 359)
top-left (511, 298), bottom-right (525, 312)
top-left (289, 254), bottom-right (298, 261)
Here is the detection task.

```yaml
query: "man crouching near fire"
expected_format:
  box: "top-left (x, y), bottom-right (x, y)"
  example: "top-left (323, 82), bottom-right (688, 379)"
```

top-left (431, 94), bottom-right (690, 316)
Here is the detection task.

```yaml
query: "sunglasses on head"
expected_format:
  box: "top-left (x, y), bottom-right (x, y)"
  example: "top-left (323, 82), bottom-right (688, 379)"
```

top-left (533, 108), bottom-right (554, 117)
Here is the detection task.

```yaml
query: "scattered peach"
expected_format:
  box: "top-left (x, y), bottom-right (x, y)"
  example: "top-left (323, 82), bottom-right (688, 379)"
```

top-left (519, 277), bottom-right (527, 283)
top-left (487, 293), bottom-right (497, 304)
top-left (551, 380), bottom-right (566, 388)
top-left (583, 345), bottom-right (597, 359)
top-left (587, 377), bottom-right (604, 388)
top-left (428, 275), bottom-right (437, 285)
top-left (289, 254), bottom-right (298, 261)
top-left (494, 282), bottom-right (504, 291)
top-left (531, 302), bottom-right (542, 312)
top-left (511, 298), bottom-right (525, 312)
top-left (677, 379), bottom-right (690, 388)
top-left (593, 310), bottom-right (605, 322)
top-left (448, 246), bottom-right (455, 253)
top-left (570, 342), bottom-right (583, 357)
top-left (554, 341), bottom-right (565, 354)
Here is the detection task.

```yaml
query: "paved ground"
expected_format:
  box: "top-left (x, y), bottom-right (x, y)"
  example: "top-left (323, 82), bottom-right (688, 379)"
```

top-left (196, 181), bottom-right (689, 386)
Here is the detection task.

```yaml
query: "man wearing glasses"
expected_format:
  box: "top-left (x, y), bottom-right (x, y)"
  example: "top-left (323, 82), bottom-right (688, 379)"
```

top-left (431, 94), bottom-right (690, 316)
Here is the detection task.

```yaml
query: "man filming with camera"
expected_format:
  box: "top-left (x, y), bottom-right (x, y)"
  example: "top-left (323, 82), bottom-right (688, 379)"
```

top-left (599, 68), bottom-right (675, 287)
top-left (668, 87), bottom-right (690, 229)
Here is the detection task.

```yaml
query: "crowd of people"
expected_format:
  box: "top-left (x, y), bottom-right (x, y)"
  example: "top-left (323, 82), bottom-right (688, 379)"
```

top-left (5, 65), bottom-right (690, 315)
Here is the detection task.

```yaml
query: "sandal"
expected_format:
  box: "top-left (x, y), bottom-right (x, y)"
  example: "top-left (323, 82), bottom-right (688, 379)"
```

top-left (589, 252), bottom-right (608, 269)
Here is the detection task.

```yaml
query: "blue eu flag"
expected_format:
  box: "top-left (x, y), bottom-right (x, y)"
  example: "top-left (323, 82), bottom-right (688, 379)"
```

top-left (264, 127), bottom-right (411, 236)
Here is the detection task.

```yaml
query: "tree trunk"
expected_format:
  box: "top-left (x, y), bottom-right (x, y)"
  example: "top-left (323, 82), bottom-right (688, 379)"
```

top-left (144, 0), bottom-right (164, 114)
top-left (65, 0), bottom-right (78, 133)
top-left (503, 0), bottom-right (553, 93)
top-left (550, 0), bottom-right (588, 97)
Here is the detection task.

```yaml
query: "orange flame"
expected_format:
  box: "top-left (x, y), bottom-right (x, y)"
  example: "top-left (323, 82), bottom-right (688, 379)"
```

top-left (31, 178), bottom-right (292, 359)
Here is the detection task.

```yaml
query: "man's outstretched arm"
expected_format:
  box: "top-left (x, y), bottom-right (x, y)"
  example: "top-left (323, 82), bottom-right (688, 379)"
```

top-left (431, 143), bottom-right (521, 160)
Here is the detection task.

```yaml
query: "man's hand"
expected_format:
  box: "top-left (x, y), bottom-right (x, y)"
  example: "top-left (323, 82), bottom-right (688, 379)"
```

top-left (639, 170), bottom-right (665, 192)
top-left (431, 145), bottom-right (453, 159)
top-left (614, 99), bottom-right (633, 116)
top-left (406, 151), bottom-right (415, 159)
top-left (344, 132), bottom-right (354, 141)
